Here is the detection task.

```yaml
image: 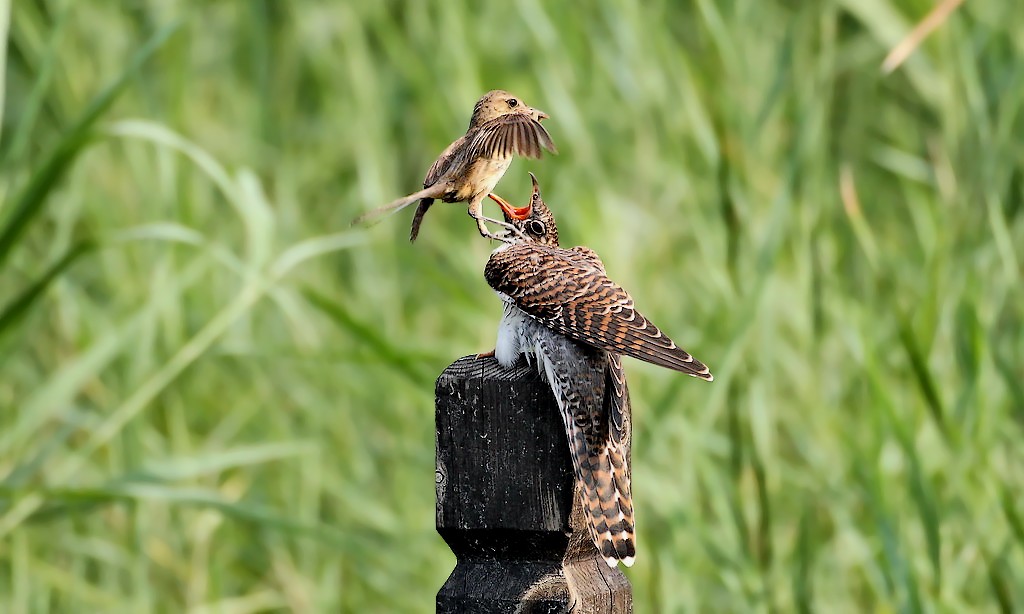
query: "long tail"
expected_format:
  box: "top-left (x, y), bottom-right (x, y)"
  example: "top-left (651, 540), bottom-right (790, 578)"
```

top-left (587, 354), bottom-right (634, 566)
top-left (537, 342), bottom-right (636, 567)
top-left (350, 184), bottom-right (445, 228)
top-left (580, 440), bottom-right (635, 567)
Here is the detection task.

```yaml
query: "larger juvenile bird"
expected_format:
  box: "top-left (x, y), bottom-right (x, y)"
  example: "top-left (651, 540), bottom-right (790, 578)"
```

top-left (483, 175), bottom-right (713, 567)
top-left (352, 90), bottom-right (556, 241)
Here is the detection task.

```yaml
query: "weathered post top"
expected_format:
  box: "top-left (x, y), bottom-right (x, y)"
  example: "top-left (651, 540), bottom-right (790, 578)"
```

top-left (435, 354), bottom-right (632, 613)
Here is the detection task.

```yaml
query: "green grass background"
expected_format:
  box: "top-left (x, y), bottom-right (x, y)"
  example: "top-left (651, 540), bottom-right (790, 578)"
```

top-left (2, 1), bottom-right (1023, 611)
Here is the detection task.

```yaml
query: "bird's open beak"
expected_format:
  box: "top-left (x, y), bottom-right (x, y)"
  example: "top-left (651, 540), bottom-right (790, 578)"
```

top-left (531, 107), bottom-right (550, 122)
top-left (488, 193), bottom-right (531, 220)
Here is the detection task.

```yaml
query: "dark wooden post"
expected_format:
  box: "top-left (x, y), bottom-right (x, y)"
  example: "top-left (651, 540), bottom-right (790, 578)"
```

top-left (435, 355), bottom-right (632, 613)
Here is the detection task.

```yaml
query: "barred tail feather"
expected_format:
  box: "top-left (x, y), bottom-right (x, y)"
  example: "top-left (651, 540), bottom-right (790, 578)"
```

top-left (558, 389), bottom-right (636, 568)
top-left (536, 340), bottom-right (636, 567)
top-left (581, 442), bottom-right (636, 567)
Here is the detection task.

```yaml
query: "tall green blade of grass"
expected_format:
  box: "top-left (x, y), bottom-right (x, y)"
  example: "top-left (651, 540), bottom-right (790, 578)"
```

top-left (0, 21), bottom-right (178, 265)
top-left (0, 240), bottom-right (94, 343)
top-left (302, 286), bottom-right (428, 384)
top-left (0, 0), bottom-right (11, 142)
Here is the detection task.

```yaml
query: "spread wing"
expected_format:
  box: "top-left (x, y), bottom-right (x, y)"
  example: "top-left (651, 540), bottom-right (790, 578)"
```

top-left (467, 113), bottom-right (557, 161)
top-left (485, 245), bottom-right (713, 380)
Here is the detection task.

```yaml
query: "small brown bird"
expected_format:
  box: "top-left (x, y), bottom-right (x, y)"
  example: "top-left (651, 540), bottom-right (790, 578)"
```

top-left (484, 175), bottom-right (713, 567)
top-left (351, 90), bottom-right (556, 241)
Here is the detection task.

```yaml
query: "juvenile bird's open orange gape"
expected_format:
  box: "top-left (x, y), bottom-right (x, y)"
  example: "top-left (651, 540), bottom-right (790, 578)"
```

top-left (352, 90), bottom-right (556, 241)
top-left (484, 174), bottom-right (713, 568)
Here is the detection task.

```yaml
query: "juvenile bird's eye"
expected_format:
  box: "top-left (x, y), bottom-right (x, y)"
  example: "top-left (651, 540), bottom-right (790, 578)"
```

top-left (507, 98), bottom-right (518, 108)
top-left (527, 220), bottom-right (545, 236)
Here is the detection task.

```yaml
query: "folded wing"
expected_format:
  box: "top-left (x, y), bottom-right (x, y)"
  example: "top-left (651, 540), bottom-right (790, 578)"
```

top-left (485, 244), bottom-right (713, 380)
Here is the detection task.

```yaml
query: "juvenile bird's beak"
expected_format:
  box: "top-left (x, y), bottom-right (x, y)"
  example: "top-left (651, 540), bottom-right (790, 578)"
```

top-left (531, 107), bottom-right (550, 122)
top-left (488, 193), bottom-right (531, 220)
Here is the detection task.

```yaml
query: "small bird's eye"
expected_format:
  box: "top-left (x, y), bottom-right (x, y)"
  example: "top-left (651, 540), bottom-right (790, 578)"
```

top-left (527, 220), bottom-right (545, 236)
top-left (507, 98), bottom-right (518, 108)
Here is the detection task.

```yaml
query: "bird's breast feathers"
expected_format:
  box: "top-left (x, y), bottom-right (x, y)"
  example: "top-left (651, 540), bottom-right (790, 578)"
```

top-left (494, 301), bottom-right (533, 368)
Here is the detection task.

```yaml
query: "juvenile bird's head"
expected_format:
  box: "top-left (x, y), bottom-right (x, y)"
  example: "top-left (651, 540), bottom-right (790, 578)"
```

top-left (469, 90), bottom-right (550, 129)
top-left (488, 173), bottom-right (559, 247)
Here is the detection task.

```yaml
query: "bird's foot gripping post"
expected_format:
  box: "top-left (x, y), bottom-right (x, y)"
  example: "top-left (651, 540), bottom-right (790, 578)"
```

top-left (435, 355), bottom-right (632, 613)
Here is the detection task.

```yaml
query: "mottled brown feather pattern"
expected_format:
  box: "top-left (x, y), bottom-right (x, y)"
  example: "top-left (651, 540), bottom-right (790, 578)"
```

top-left (533, 338), bottom-right (636, 565)
top-left (488, 174), bottom-right (712, 566)
top-left (485, 244), bottom-right (713, 380)
top-left (491, 179), bottom-right (636, 562)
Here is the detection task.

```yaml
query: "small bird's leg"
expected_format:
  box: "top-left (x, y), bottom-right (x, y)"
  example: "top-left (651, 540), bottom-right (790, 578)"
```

top-left (476, 349), bottom-right (496, 359)
top-left (483, 193), bottom-right (529, 241)
top-left (468, 199), bottom-right (499, 239)
top-left (479, 215), bottom-right (529, 240)
top-left (472, 213), bottom-right (505, 241)
top-left (468, 201), bottom-right (526, 241)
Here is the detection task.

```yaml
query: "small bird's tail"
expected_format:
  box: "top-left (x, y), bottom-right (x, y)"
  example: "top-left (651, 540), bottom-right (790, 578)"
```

top-left (580, 442), bottom-right (636, 567)
top-left (350, 185), bottom-right (445, 229)
top-left (408, 198), bottom-right (434, 242)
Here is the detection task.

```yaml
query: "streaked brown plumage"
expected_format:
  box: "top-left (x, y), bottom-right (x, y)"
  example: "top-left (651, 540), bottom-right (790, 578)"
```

top-left (486, 184), bottom-right (713, 380)
top-left (484, 175), bottom-right (712, 567)
top-left (351, 90), bottom-right (556, 241)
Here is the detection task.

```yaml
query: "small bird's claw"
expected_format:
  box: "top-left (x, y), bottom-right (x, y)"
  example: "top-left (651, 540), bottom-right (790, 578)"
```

top-left (480, 216), bottom-right (528, 241)
top-left (476, 349), bottom-right (496, 359)
top-left (471, 209), bottom-right (527, 242)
